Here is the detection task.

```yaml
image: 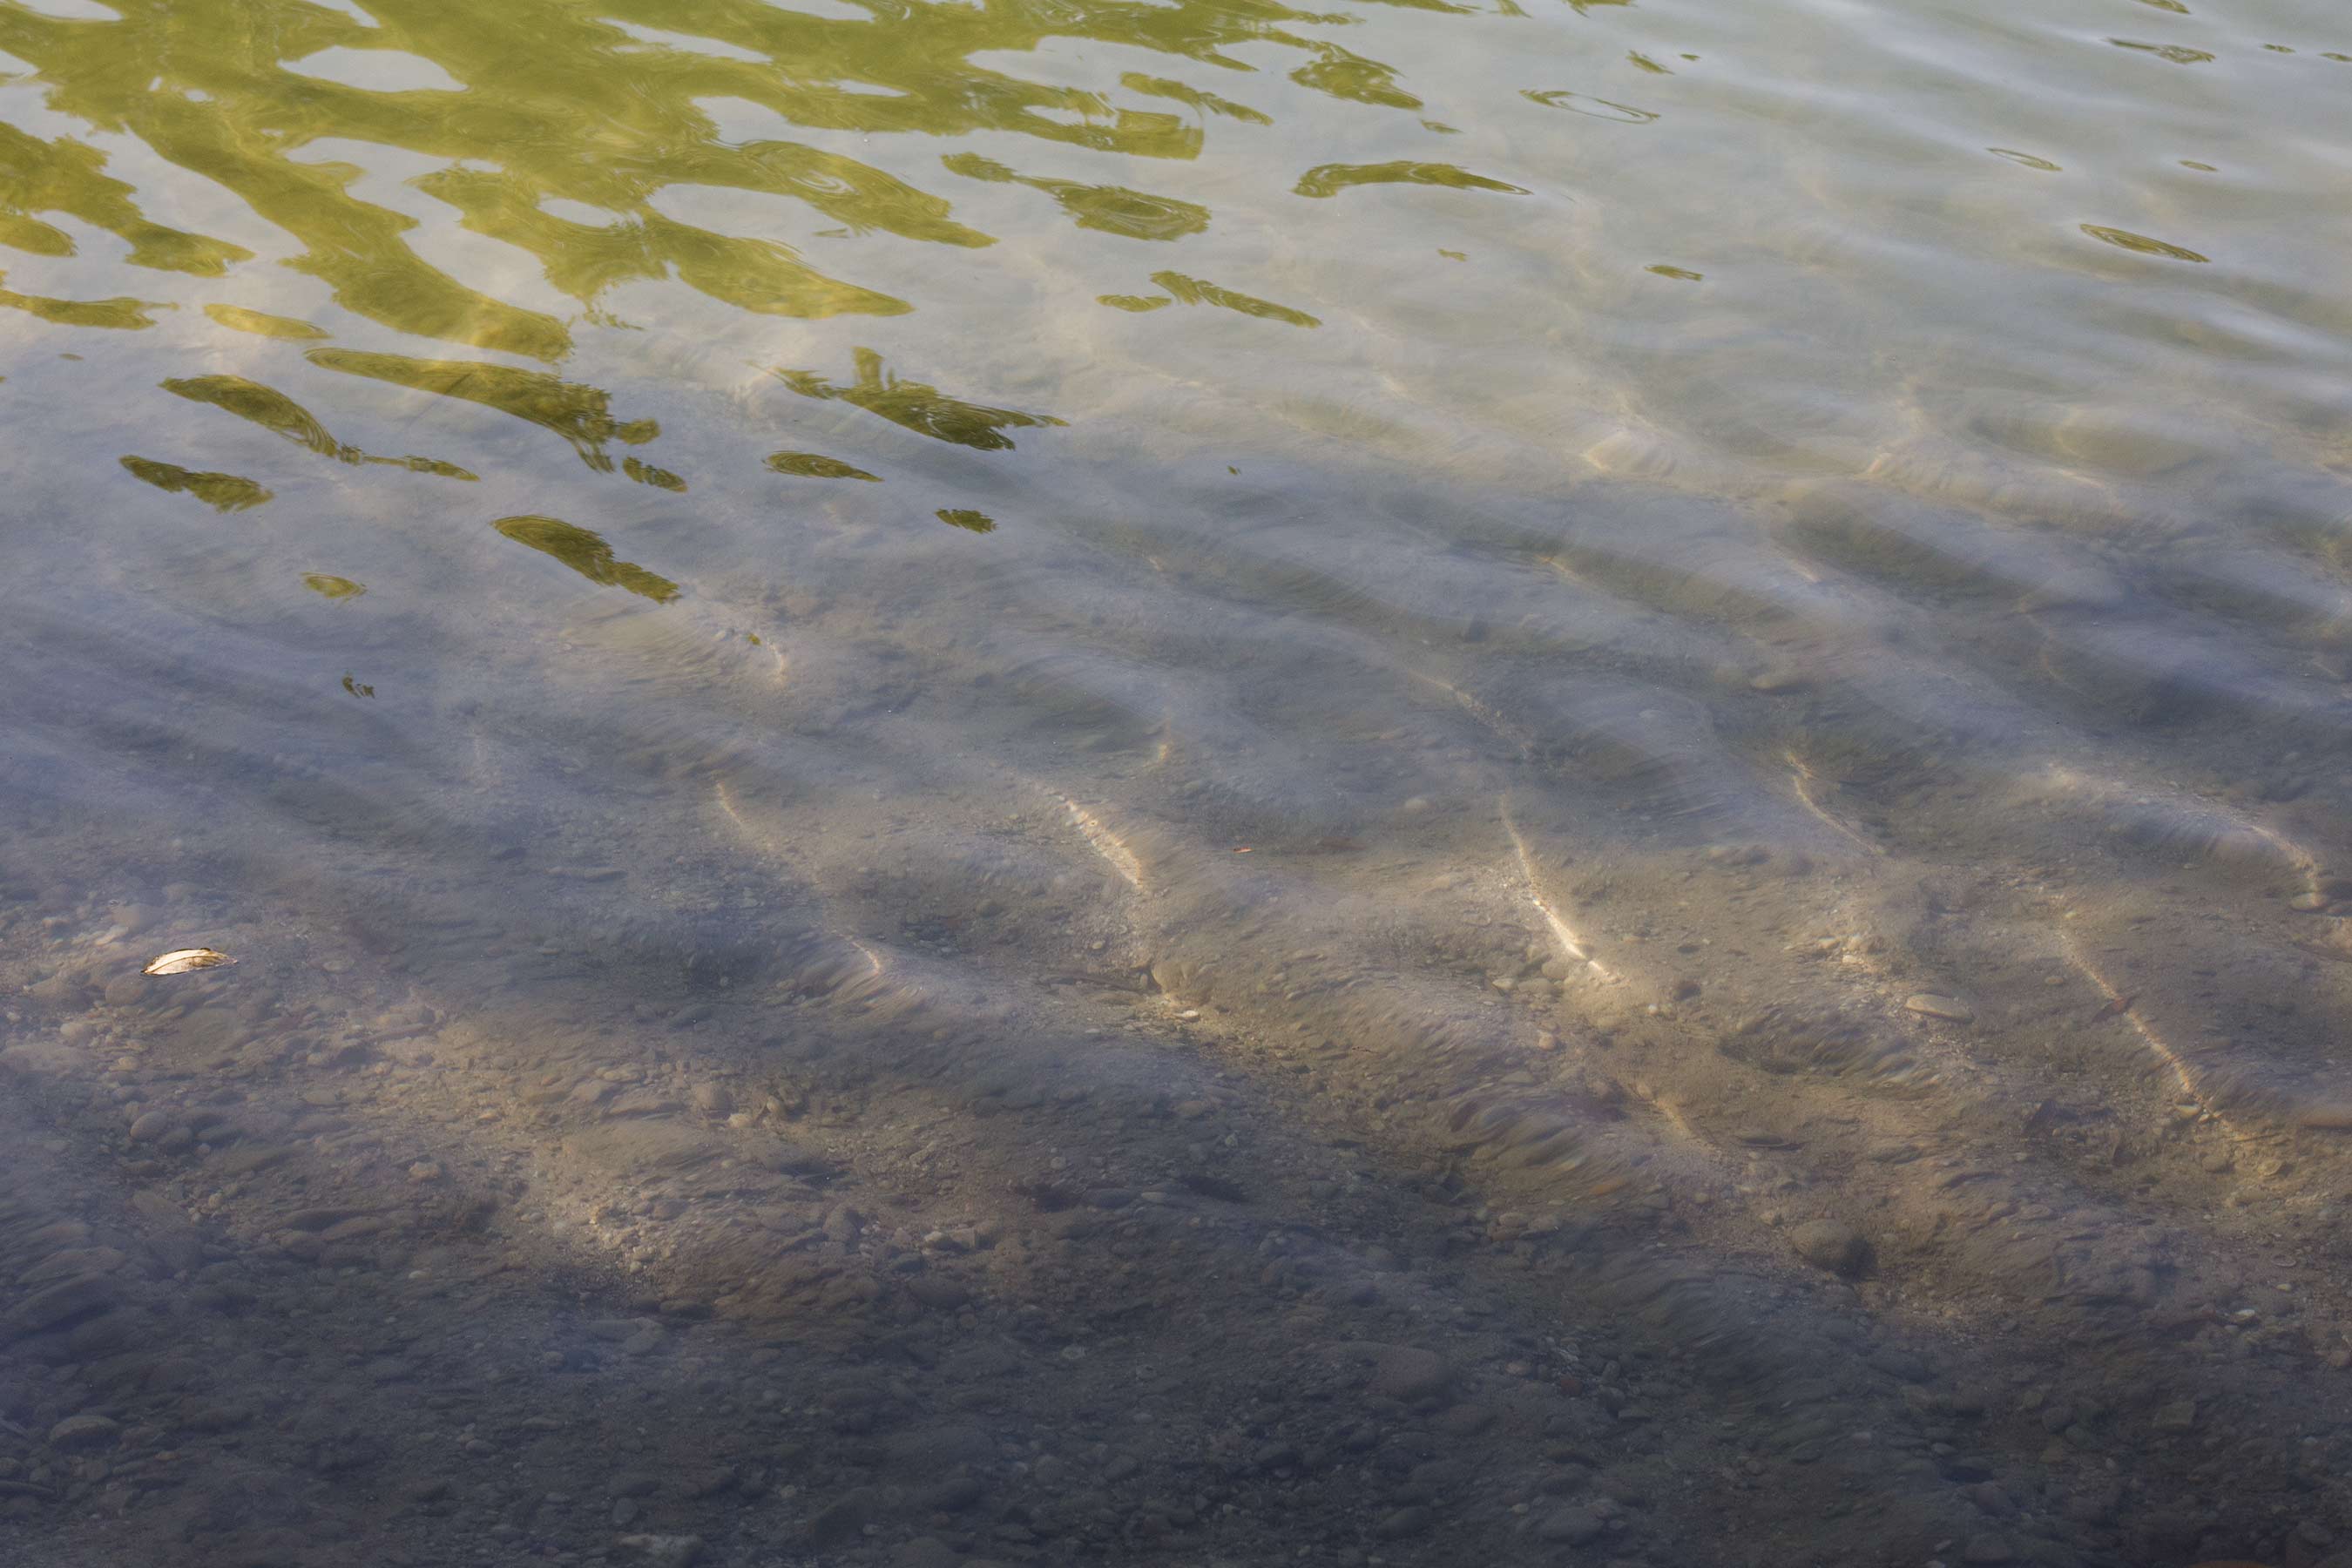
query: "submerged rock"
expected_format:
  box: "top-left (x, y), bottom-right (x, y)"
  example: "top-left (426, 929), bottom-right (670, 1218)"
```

top-left (1789, 1219), bottom-right (1871, 1275)
top-left (1903, 993), bottom-right (1974, 1023)
top-left (615, 1535), bottom-right (703, 1568)
top-left (47, 1413), bottom-right (120, 1450)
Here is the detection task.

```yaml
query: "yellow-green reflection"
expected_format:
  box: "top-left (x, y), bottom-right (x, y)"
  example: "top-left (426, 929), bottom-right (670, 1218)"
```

top-left (0, 123), bottom-right (250, 274)
top-left (0, 0), bottom-right (1477, 363)
top-left (623, 456), bottom-right (688, 492)
top-left (119, 454), bottom-right (271, 510)
top-left (204, 304), bottom-right (330, 341)
top-left (303, 572), bottom-right (366, 599)
top-left (770, 348), bottom-right (1064, 451)
top-left (1293, 161), bottom-right (1529, 199)
top-left (306, 349), bottom-right (660, 474)
top-left (492, 515), bottom-right (679, 602)
top-left (1147, 270), bottom-right (1319, 328)
top-left (1, 272), bottom-right (159, 328)
top-left (2107, 38), bottom-right (2215, 64)
top-left (767, 452), bottom-right (881, 481)
top-left (416, 166), bottom-right (917, 323)
top-left (942, 153), bottom-right (1207, 241)
top-left (1119, 73), bottom-right (1271, 125)
top-left (1523, 89), bottom-right (1656, 122)
top-left (162, 375), bottom-right (476, 479)
top-left (936, 507), bottom-right (995, 533)
top-left (2081, 224), bottom-right (2210, 262)
top-left (1291, 44), bottom-right (1421, 111)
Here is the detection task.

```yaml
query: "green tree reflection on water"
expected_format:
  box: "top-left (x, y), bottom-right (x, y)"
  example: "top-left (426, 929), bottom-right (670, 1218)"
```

top-left (7, 0), bottom-right (2277, 559)
top-left (493, 514), bottom-right (680, 602)
top-left (0, 0), bottom-right (1558, 536)
top-left (0, 0), bottom-right (1436, 356)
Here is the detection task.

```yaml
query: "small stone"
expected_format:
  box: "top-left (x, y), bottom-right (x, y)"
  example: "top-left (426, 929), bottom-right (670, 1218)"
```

top-left (1904, 994), bottom-right (1974, 1023)
top-left (808, 1487), bottom-right (888, 1546)
top-left (905, 1276), bottom-right (970, 1310)
top-left (180, 1402), bottom-right (253, 1432)
top-left (1537, 1507), bottom-right (1605, 1544)
top-left (126, 1111), bottom-right (174, 1144)
top-left (103, 974), bottom-right (154, 1008)
top-left (110, 903), bottom-right (159, 936)
top-left (893, 1539), bottom-right (962, 1568)
top-left (615, 1535), bottom-right (702, 1568)
top-left (2152, 1399), bottom-right (2197, 1435)
top-left (1434, 1402), bottom-right (1495, 1435)
top-left (23, 1247), bottom-right (125, 1287)
top-left (676, 1468), bottom-right (737, 1499)
top-left (917, 1476), bottom-right (985, 1512)
top-left (8, 1275), bottom-right (118, 1337)
top-left (1179, 1171), bottom-right (1246, 1204)
top-left (585, 1318), bottom-right (645, 1342)
top-left (1789, 1220), bottom-right (1871, 1276)
top-left (213, 1145), bottom-right (290, 1176)
top-left (1368, 1346), bottom-right (1451, 1401)
top-left (689, 1084), bottom-right (733, 1118)
top-left (2060, 1480), bottom-right (2121, 1525)
top-left (46, 1414), bottom-right (120, 1450)
top-left (1375, 1506), bottom-right (1433, 1539)
top-left (1961, 1533), bottom-right (2016, 1564)
top-left (2288, 892), bottom-right (2330, 912)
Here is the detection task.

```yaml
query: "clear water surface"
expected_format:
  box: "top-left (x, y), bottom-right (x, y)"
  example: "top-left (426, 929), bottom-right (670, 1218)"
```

top-left (3, 0), bottom-right (2352, 1556)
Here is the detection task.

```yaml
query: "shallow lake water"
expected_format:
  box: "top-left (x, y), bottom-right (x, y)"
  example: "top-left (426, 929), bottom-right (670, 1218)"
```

top-left (3, 0), bottom-right (2351, 1564)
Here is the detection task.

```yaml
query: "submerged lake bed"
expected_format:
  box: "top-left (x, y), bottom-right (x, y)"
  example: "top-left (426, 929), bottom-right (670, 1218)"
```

top-left (3, 0), bottom-right (2352, 1563)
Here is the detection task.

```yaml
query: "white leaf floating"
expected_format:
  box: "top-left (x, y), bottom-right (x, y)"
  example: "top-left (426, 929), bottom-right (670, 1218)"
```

top-left (142, 948), bottom-right (237, 977)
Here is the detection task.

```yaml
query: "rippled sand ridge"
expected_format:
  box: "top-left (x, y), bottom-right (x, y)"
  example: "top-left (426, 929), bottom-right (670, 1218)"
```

top-left (3, 0), bottom-right (2351, 1564)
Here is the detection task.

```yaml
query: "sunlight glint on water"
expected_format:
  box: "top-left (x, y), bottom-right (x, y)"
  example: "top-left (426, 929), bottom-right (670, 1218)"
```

top-left (3, 0), bottom-right (2352, 1558)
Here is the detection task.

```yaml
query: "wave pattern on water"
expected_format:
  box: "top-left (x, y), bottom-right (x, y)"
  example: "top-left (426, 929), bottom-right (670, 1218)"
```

top-left (3, 0), bottom-right (2352, 1563)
